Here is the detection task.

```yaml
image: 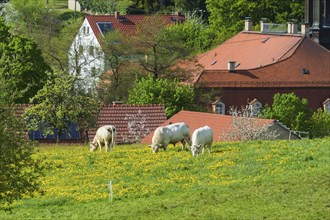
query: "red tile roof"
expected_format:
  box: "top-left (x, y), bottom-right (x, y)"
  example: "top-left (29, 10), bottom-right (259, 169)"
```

top-left (189, 32), bottom-right (330, 88)
top-left (141, 110), bottom-right (273, 144)
top-left (86, 13), bottom-right (185, 38)
top-left (89, 104), bottom-right (167, 144)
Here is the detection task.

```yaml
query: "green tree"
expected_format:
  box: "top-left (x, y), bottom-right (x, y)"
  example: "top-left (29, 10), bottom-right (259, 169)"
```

top-left (97, 30), bottom-right (136, 103)
top-left (25, 71), bottom-right (78, 144)
top-left (263, 92), bottom-right (311, 132)
top-left (25, 70), bottom-right (102, 144)
top-left (309, 109), bottom-right (330, 138)
top-left (132, 15), bottom-right (191, 78)
top-left (78, 0), bottom-right (133, 14)
top-left (167, 12), bottom-right (213, 54)
top-left (0, 99), bottom-right (45, 209)
top-left (206, 0), bottom-right (304, 45)
top-left (128, 75), bottom-right (194, 118)
top-left (0, 18), bottom-right (50, 103)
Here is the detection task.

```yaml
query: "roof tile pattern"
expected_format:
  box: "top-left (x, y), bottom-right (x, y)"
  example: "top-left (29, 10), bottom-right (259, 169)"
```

top-left (193, 33), bottom-right (330, 88)
top-left (90, 104), bottom-right (167, 144)
top-left (86, 14), bottom-right (185, 37)
top-left (198, 32), bottom-right (303, 70)
top-left (141, 110), bottom-right (273, 144)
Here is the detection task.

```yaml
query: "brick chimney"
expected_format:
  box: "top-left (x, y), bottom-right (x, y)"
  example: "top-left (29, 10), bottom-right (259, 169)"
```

top-left (244, 17), bottom-right (253, 31)
top-left (114, 11), bottom-right (120, 19)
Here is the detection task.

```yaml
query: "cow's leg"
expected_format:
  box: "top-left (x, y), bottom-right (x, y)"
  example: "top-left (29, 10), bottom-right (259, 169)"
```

top-left (97, 140), bottom-right (102, 151)
top-left (105, 140), bottom-right (109, 152)
top-left (181, 139), bottom-right (186, 150)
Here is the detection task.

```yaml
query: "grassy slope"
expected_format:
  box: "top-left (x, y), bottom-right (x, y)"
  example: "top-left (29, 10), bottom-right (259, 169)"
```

top-left (1, 138), bottom-right (330, 219)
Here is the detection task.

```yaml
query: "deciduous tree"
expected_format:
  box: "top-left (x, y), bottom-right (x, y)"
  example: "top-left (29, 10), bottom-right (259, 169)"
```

top-left (262, 92), bottom-right (311, 132)
top-left (0, 18), bottom-right (50, 103)
top-left (128, 75), bottom-right (194, 118)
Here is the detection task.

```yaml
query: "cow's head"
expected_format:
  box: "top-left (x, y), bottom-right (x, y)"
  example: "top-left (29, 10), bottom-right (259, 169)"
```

top-left (90, 142), bottom-right (97, 151)
top-left (191, 145), bottom-right (201, 157)
top-left (149, 144), bottom-right (161, 153)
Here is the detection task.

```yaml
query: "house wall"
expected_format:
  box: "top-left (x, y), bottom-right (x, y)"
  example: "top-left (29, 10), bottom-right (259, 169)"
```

top-left (208, 87), bottom-right (330, 114)
top-left (68, 19), bottom-right (104, 91)
top-left (68, 0), bottom-right (81, 11)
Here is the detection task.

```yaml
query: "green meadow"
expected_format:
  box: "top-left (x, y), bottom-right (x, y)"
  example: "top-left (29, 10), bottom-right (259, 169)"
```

top-left (1, 138), bottom-right (329, 219)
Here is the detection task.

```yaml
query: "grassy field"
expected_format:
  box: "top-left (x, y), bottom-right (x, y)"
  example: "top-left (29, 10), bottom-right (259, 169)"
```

top-left (1, 138), bottom-right (330, 219)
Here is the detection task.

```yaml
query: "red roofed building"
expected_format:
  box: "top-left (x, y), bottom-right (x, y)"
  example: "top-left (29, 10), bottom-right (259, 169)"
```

top-left (187, 19), bottom-right (330, 115)
top-left (141, 110), bottom-right (300, 145)
top-left (88, 103), bottom-right (167, 144)
top-left (68, 12), bottom-right (184, 91)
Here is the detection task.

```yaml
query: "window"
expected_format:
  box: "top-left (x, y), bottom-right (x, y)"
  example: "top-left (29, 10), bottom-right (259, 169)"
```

top-left (249, 99), bottom-right (262, 116)
top-left (249, 100), bottom-right (262, 116)
top-left (91, 67), bottom-right (97, 77)
top-left (89, 45), bottom-right (94, 56)
top-left (323, 98), bottom-right (330, 112)
top-left (86, 26), bottom-right (90, 34)
top-left (215, 101), bottom-right (225, 114)
top-left (78, 45), bottom-right (83, 55)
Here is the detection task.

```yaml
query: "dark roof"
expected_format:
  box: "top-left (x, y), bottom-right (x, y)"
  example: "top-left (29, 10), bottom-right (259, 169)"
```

top-left (185, 32), bottom-right (330, 88)
top-left (85, 13), bottom-right (185, 37)
top-left (90, 104), bottom-right (167, 144)
top-left (141, 110), bottom-right (274, 144)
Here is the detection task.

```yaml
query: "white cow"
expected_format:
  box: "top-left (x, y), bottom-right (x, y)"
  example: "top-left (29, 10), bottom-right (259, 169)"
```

top-left (190, 126), bottom-right (213, 157)
top-left (149, 122), bottom-right (191, 153)
top-left (90, 125), bottom-right (116, 152)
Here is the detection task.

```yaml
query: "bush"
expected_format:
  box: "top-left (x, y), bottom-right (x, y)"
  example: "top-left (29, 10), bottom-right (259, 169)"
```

top-left (0, 105), bottom-right (45, 209)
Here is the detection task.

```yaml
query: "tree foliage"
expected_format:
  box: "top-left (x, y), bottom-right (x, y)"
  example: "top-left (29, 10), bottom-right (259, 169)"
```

top-left (206, 0), bottom-right (304, 45)
top-left (132, 15), bottom-right (191, 78)
top-left (262, 93), bottom-right (311, 132)
top-left (309, 109), bottom-right (330, 138)
top-left (167, 12), bottom-right (213, 54)
top-left (78, 0), bottom-right (133, 14)
top-left (0, 101), bottom-right (45, 209)
top-left (0, 18), bottom-right (50, 103)
top-left (25, 70), bottom-right (102, 144)
top-left (128, 75), bottom-right (194, 118)
top-left (97, 30), bottom-right (137, 103)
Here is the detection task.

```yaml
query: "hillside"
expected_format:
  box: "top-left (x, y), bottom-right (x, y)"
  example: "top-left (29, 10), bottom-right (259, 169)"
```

top-left (1, 138), bottom-right (329, 219)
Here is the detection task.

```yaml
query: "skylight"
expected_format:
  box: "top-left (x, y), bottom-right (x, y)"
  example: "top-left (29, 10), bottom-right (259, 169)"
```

top-left (97, 22), bottom-right (113, 36)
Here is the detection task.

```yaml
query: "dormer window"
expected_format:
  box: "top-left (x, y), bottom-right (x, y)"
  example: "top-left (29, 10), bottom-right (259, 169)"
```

top-left (323, 98), bottom-right (330, 112)
top-left (212, 100), bottom-right (225, 114)
top-left (249, 99), bottom-right (262, 116)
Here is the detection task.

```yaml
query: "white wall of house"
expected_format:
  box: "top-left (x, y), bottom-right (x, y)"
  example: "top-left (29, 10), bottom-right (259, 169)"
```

top-left (68, 0), bottom-right (81, 11)
top-left (68, 18), bottom-right (105, 92)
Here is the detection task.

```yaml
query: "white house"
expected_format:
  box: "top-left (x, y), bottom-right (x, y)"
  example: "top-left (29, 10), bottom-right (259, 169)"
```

top-left (68, 12), bottom-right (185, 91)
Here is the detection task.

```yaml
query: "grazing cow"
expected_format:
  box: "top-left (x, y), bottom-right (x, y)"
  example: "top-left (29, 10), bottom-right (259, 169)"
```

top-left (90, 125), bottom-right (116, 152)
top-left (190, 126), bottom-right (213, 157)
top-left (149, 122), bottom-right (191, 153)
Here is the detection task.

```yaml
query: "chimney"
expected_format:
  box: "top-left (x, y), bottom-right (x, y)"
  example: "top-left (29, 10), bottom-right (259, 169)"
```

top-left (287, 22), bottom-right (292, 33)
top-left (175, 11), bottom-right (182, 16)
top-left (227, 61), bottom-right (236, 72)
top-left (244, 17), bottom-right (253, 31)
top-left (288, 21), bottom-right (298, 34)
top-left (301, 23), bottom-right (309, 36)
top-left (114, 11), bottom-right (120, 19)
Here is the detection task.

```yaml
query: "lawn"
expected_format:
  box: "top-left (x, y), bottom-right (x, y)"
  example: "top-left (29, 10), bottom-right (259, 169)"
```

top-left (1, 138), bottom-right (329, 219)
